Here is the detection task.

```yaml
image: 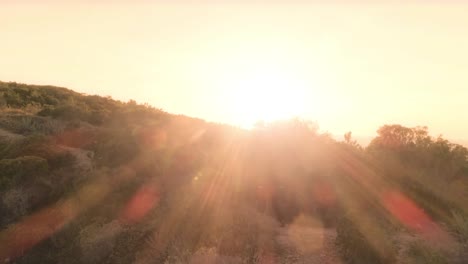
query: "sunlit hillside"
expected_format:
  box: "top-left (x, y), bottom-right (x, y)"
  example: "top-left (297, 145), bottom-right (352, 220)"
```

top-left (1, 81), bottom-right (468, 264)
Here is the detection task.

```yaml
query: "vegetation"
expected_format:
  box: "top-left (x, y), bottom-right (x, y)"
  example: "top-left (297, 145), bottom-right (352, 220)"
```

top-left (0, 81), bottom-right (467, 263)
top-left (0, 156), bottom-right (48, 191)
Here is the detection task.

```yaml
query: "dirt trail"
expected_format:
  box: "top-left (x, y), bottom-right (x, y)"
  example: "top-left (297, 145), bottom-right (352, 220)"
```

top-left (275, 225), bottom-right (342, 264)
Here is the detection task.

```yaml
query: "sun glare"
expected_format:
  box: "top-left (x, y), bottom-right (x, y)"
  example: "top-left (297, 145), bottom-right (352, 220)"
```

top-left (223, 65), bottom-right (309, 129)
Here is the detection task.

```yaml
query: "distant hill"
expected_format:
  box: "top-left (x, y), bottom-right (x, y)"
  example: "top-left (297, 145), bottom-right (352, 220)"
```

top-left (1, 81), bottom-right (467, 264)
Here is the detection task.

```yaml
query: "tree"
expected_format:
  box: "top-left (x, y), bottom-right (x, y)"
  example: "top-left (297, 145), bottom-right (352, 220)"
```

top-left (344, 131), bottom-right (361, 149)
top-left (368, 124), bottom-right (468, 180)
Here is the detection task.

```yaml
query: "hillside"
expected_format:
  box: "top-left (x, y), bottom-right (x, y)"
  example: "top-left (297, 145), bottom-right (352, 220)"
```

top-left (0, 81), bottom-right (467, 264)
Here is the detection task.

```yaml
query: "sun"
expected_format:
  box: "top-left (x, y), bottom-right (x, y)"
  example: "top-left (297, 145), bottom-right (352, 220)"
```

top-left (200, 44), bottom-right (320, 129)
top-left (224, 66), bottom-right (308, 129)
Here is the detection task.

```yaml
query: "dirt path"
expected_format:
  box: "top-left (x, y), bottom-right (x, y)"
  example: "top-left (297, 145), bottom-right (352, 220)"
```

top-left (275, 225), bottom-right (342, 264)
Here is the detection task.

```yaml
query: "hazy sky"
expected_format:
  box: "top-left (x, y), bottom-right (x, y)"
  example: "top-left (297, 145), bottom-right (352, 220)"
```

top-left (1, 1), bottom-right (467, 142)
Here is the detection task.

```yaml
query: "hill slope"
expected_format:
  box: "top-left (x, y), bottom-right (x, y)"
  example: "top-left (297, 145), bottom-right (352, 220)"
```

top-left (0, 81), bottom-right (467, 263)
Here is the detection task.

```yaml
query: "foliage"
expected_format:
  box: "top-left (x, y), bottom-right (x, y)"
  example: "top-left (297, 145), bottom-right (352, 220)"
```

top-left (452, 211), bottom-right (468, 244)
top-left (0, 81), bottom-right (467, 263)
top-left (336, 210), bottom-right (397, 264)
top-left (91, 126), bottom-right (140, 167)
top-left (404, 241), bottom-right (450, 264)
top-left (0, 114), bottom-right (64, 135)
top-left (369, 124), bottom-right (468, 180)
top-left (343, 131), bottom-right (362, 149)
top-left (0, 156), bottom-right (48, 191)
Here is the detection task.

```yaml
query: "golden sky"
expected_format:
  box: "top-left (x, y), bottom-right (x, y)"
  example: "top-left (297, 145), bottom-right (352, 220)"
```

top-left (1, 1), bottom-right (467, 143)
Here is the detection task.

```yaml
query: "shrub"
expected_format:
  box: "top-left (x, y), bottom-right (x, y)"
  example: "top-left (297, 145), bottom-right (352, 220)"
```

top-left (92, 127), bottom-right (139, 167)
top-left (336, 213), bottom-right (396, 264)
top-left (79, 220), bottom-right (124, 263)
top-left (1, 134), bottom-right (50, 158)
top-left (405, 240), bottom-right (449, 264)
top-left (0, 115), bottom-right (64, 135)
top-left (398, 176), bottom-right (461, 226)
top-left (452, 211), bottom-right (468, 243)
top-left (0, 156), bottom-right (48, 191)
top-left (38, 104), bottom-right (87, 121)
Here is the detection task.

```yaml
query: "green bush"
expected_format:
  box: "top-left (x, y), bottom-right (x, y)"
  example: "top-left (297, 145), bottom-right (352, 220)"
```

top-left (398, 176), bottom-right (461, 226)
top-left (336, 213), bottom-right (396, 264)
top-left (38, 104), bottom-right (87, 121)
top-left (0, 135), bottom-right (75, 170)
top-left (92, 127), bottom-right (139, 167)
top-left (405, 241), bottom-right (449, 264)
top-left (452, 211), bottom-right (468, 243)
top-left (0, 134), bottom-right (49, 158)
top-left (0, 156), bottom-right (48, 191)
top-left (0, 81), bottom-right (76, 108)
top-left (0, 115), bottom-right (64, 135)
